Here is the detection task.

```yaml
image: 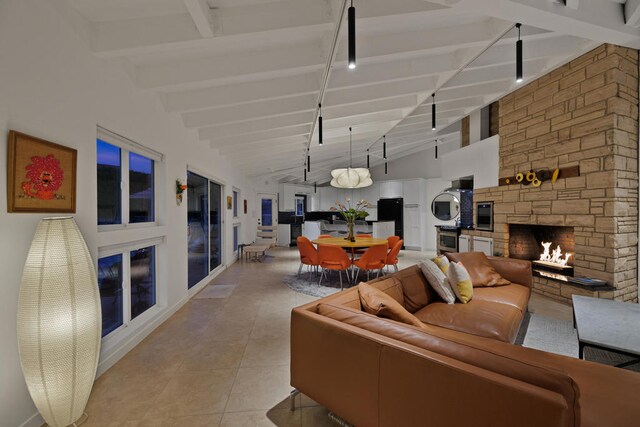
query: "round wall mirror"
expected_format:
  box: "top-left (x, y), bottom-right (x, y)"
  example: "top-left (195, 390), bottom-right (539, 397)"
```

top-left (431, 192), bottom-right (460, 221)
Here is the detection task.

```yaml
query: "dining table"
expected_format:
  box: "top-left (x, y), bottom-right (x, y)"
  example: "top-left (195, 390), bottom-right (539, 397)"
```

top-left (311, 236), bottom-right (389, 262)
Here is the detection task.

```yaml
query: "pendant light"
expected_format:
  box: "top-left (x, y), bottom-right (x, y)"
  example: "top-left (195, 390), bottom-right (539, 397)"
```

top-left (366, 149), bottom-right (370, 168)
top-left (431, 94), bottom-right (436, 130)
top-left (318, 103), bottom-right (323, 145)
top-left (516, 23), bottom-right (523, 83)
top-left (304, 167), bottom-right (307, 182)
top-left (307, 155), bottom-right (311, 172)
top-left (435, 140), bottom-right (438, 159)
top-left (385, 161), bottom-right (388, 175)
top-left (314, 182), bottom-right (317, 193)
top-left (348, 0), bottom-right (356, 69)
top-left (330, 127), bottom-right (372, 188)
top-left (383, 135), bottom-right (387, 159)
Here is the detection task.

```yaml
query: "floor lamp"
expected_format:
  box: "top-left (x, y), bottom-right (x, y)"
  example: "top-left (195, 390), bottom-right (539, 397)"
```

top-left (18, 217), bottom-right (101, 427)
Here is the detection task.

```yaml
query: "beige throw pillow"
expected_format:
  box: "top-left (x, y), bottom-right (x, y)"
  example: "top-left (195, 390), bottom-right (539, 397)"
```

top-left (447, 261), bottom-right (474, 304)
top-left (358, 283), bottom-right (424, 328)
top-left (420, 260), bottom-right (455, 304)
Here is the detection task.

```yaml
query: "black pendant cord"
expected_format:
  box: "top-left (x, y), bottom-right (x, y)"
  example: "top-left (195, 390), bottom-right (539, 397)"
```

top-left (318, 103), bottom-right (323, 145)
top-left (349, 127), bottom-right (353, 168)
top-left (432, 94), bottom-right (436, 130)
top-left (516, 23), bottom-right (523, 83)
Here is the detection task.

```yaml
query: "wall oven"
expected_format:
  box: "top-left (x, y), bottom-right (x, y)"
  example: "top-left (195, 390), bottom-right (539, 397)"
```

top-left (438, 230), bottom-right (458, 253)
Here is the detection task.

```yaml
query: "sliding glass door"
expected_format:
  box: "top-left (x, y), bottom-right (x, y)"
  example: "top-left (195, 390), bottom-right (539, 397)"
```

top-left (187, 171), bottom-right (223, 289)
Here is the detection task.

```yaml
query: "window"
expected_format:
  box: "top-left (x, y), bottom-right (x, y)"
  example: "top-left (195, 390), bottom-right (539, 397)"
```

top-left (233, 225), bottom-right (240, 252)
top-left (233, 190), bottom-right (239, 218)
top-left (97, 244), bottom-right (157, 338)
top-left (97, 128), bottom-right (161, 227)
top-left (295, 195), bottom-right (305, 217)
top-left (187, 171), bottom-right (223, 289)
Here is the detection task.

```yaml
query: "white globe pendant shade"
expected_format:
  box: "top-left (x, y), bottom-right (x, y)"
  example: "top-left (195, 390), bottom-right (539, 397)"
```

top-left (18, 217), bottom-right (101, 427)
top-left (330, 167), bottom-right (373, 189)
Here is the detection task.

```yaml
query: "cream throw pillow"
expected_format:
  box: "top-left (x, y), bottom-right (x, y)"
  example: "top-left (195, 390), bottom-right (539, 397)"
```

top-left (448, 262), bottom-right (474, 304)
top-left (432, 255), bottom-right (450, 274)
top-left (420, 260), bottom-right (455, 304)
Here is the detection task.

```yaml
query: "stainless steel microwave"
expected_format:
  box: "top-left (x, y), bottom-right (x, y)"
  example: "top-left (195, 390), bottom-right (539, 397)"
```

top-left (476, 201), bottom-right (493, 231)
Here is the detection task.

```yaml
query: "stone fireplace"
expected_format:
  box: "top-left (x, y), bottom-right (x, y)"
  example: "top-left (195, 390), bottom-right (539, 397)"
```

top-left (461, 44), bottom-right (638, 304)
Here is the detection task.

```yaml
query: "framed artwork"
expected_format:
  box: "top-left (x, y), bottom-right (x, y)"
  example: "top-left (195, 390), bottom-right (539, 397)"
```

top-left (227, 195), bottom-right (233, 210)
top-left (7, 130), bottom-right (77, 213)
top-left (243, 199), bottom-right (248, 214)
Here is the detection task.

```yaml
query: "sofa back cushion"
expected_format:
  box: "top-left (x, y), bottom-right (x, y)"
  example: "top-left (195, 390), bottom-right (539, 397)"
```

top-left (369, 264), bottom-right (440, 312)
top-left (317, 303), bottom-right (580, 427)
top-left (358, 283), bottom-right (424, 328)
top-left (446, 252), bottom-right (510, 287)
top-left (368, 276), bottom-right (405, 306)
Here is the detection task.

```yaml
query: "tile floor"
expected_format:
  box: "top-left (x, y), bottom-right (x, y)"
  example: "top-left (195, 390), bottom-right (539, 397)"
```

top-left (83, 247), bottom-right (571, 426)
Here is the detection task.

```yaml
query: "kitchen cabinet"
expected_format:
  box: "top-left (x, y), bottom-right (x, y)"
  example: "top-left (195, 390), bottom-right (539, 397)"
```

top-left (403, 206), bottom-right (421, 249)
top-left (278, 183), bottom-right (296, 211)
top-left (402, 179), bottom-right (422, 205)
top-left (379, 180), bottom-right (403, 199)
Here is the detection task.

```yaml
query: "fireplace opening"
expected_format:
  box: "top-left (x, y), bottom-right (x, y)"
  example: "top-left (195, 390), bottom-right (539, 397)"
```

top-left (508, 224), bottom-right (575, 277)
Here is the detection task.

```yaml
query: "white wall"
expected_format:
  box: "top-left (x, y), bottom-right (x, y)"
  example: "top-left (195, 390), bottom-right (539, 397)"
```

top-left (441, 135), bottom-right (500, 189)
top-left (0, 1), bottom-right (256, 426)
top-left (368, 139), bottom-right (458, 181)
top-left (469, 109), bottom-right (482, 145)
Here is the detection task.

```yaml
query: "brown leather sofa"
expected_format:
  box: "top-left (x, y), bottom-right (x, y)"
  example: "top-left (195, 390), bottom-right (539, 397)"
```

top-left (290, 256), bottom-right (640, 427)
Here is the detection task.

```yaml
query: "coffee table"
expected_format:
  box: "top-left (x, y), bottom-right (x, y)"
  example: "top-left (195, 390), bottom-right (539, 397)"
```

top-left (572, 295), bottom-right (640, 368)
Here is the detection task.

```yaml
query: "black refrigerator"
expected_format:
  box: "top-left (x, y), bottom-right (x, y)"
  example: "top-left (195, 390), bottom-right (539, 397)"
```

top-left (377, 198), bottom-right (403, 239)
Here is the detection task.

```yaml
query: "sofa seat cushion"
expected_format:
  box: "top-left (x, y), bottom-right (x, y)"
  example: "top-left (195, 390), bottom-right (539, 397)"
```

top-left (414, 300), bottom-right (523, 343)
top-left (472, 284), bottom-right (530, 312)
top-left (446, 252), bottom-right (510, 287)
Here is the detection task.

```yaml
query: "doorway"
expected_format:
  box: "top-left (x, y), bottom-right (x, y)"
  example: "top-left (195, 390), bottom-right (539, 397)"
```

top-left (258, 194), bottom-right (277, 227)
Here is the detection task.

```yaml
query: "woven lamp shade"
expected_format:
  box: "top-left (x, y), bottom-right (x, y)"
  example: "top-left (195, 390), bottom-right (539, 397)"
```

top-left (18, 217), bottom-right (101, 427)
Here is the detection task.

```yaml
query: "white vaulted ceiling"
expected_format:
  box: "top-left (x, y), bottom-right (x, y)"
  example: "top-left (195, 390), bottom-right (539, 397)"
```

top-left (68, 0), bottom-right (640, 184)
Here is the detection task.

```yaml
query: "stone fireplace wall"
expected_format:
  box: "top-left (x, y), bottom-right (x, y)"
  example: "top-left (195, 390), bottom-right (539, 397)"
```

top-left (463, 44), bottom-right (638, 303)
top-left (509, 225), bottom-right (575, 264)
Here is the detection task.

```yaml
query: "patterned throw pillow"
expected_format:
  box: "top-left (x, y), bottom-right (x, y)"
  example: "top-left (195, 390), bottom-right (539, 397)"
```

top-left (420, 260), bottom-right (455, 304)
top-left (432, 255), bottom-right (450, 274)
top-left (448, 262), bottom-right (474, 304)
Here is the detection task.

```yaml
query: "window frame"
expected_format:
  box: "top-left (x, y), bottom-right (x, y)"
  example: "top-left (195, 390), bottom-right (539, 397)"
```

top-left (98, 237), bottom-right (162, 341)
top-left (97, 126), bottom-right (162, 231)
top-left (232, 188), bottom-right (240, 219)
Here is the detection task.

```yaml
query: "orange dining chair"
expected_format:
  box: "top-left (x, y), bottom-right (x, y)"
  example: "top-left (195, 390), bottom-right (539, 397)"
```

top-left (318, 244), bottom-right (352, 290)
top-left (385, 239), bottom-right (403, 273)
top-left (352, 244), bottom-right (388, 282)
top-left (318, 234), bottom-right (332, 239)
top-left (387, 236), bottom-right (400, 251)
top-left (353, 234), bottom-right (372, 255)
top-left (297, 236), bottom-right (320, 279)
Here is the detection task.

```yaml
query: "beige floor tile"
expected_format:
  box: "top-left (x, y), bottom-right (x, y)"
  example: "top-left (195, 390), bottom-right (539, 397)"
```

top-left (300, 406), bottom-right (336, 427)
top-left (241, 336), bottom-right (290, 368)
top-left (151, 369), bottom-right (237, 417)
top-left (220, 408), bottom-right (300, 427)
top-left (180, 340), bottom-right (247, 371)
top-left (137, 413), bottom-right (223, 426)
top-left (224, 366), bottom-right (292, 412)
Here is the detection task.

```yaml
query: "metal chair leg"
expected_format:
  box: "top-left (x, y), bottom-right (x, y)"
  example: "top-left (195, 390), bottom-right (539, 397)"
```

top-left (318, 268), bottom-right (324, 286)
top-left (290, 389), bottom-right (300, 412)
top-left (297, 263), bottom-right (303, 276)
top-left (339, 270), bottom-right (343, 290)
top-left (394, 264), bottom-right (398, 272)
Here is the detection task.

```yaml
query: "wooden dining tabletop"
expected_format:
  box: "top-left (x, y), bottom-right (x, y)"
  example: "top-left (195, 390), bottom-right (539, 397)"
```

top-left (311, 237), bottom-right (388, 248)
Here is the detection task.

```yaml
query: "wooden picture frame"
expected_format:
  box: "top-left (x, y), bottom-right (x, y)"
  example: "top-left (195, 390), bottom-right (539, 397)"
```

top-left (227, 195), bottom-right (233, 210)
top-left (243, 199), bottom-right (248, 215)
top-left (7, 130), bottom-right (77, 213)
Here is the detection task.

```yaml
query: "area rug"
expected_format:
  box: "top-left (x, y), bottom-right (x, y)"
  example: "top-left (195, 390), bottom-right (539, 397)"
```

top-left (282, 271), bottom-right (349, 298)
top-left (194, 284), bottom-right (236, 299)
top-left (521, 313), bottom-right (640, 371)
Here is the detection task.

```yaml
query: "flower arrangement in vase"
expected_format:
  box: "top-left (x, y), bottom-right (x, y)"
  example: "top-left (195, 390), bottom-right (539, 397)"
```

top-left (330, 198), bottom-right (371, 241)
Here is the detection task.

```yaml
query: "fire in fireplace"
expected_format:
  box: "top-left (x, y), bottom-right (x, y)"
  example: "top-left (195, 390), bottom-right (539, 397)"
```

top-left (539, 242), bottom-right (572, 266)
top-left (508, 224), bottom-right (575, 276)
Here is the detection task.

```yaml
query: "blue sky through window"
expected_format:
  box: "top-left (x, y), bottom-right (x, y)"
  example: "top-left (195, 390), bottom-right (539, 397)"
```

top-left (97, 139), bottom-right (120, 166)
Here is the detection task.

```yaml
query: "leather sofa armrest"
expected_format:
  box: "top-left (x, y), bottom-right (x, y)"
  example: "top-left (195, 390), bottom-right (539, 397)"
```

top-left (488, 256), bottom-right (532, 288)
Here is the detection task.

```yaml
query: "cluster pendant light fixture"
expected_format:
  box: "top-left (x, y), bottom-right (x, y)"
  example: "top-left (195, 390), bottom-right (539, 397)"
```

top-left (516, 23), bottom-right (523, 83)
top-left (330, 127), bottom-right (372, 188)
top-left (348, 0), bottom-right (356, 69)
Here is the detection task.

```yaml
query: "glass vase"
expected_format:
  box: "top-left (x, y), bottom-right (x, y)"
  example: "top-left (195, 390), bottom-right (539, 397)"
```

top-left (347, 221), bottom-right (355, 242)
